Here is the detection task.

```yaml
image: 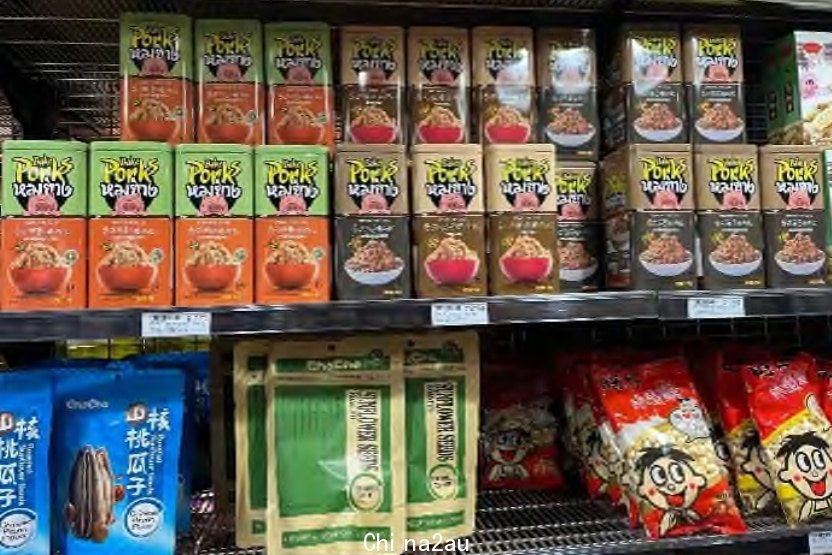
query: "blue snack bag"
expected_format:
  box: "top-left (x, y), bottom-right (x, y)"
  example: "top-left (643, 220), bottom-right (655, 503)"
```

top-left (54, 368), bottom-right (184, 555)
top-left (0, 372), bottom-right (52, 555)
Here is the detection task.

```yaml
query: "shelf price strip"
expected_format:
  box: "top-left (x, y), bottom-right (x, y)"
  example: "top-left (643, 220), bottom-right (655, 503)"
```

top-left (810, 531), bottom-right (832, 555)
top-left (686, 296), bottom-right (745, 320)
top-left (141, 312), bottom-right (212, 338)
top-left (430, 302), bottom-right (489, 327)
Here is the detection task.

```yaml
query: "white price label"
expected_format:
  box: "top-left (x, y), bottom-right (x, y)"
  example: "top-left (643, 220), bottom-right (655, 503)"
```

top-left (431, 302), bottom-right (489, 327)
top-left (141, 312), bottom-right (212, 338)
top-left (809, 531), bottom-right (832, 554)
top-left (686, 296), bottom-right (745, 319)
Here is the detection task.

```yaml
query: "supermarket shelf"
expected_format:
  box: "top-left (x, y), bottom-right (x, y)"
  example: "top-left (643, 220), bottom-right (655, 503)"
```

top-left (658, 288), bottom-right (832, 321)
top-left (178, 490), bottom-right (830, 555)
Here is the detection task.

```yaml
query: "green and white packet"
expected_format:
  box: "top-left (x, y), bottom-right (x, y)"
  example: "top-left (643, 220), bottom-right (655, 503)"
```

top-left (403, 331), bottom-right (480, 543)
top-left (267, 336), bottom-right (406, 555)
top-left (233, 341), bottom-right (270, 548)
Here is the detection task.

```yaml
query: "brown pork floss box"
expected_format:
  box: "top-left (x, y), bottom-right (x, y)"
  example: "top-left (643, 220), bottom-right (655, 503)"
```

top-left (484, 144), bottom-right (557, 212)
top-left (556, 161), bottom-right (598, 220)
top-left (698, 211), bottom-right (765, 290)
top-left (764, 210), bottom-right (826, 288)
top-left (340, 26), bottom-right (405, 145)
top-left (684, 25), bottom-right (746, 144)
top-left (536, 28), bottom-right (599, 160)
top-left (335, 145), bottom-right (408, 215)
top-left (631, 210), bottom-right (696, 290)
top-left (695, 145), bottom-right (759, 210)
top-left (759, 145), bottom-right (824, 210)
top-left (411, 144), bottom-right (483, 214)
top-left (558, 221), bottom-right (602, 292)
top-left (334, 214), bottom-right (412, 300)
top-left (408, 27), bottom-right (470, 145)
top-left (413, 214), bottom-right (487, 298)
top-left (488, 212), bottom-right (558, 296)
top-left (601, 144), bottom-right (693, 213)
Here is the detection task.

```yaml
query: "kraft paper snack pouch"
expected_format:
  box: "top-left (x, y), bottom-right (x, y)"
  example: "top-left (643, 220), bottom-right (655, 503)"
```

top-left (266, 336), bottom-right (405, 555)
top-left (592, 358), bottom-right (746, 538)
top-left (742, 352), bottom-right (832, 524)
top-left (715, 350), bottom-right (776, 514)
top-left (54, 367), bottom-right (184, 555)
top-left (233, 341), bottom-right (269, 548)
top-left (0, 372), bottom-right (52, 555)
top-left (402, 331), bottom-right (479, 542)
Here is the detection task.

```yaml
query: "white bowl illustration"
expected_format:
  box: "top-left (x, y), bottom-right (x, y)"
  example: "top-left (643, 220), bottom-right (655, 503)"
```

top-left (345, 264), bottom-right (404, 286)
top-left (709, 252), bottom-right (761, 277)
top-left (775, 252), bottom-right (826, 276)
top-left (634, 120), bottom-right (684, 142)
top-left (559, 261), bottom-right (598, 282)
top-left (639, 253), bottom-right (693, 277)
top-left (696, 119), bottom-right (745, 143)
top-left (553, 81), bottom-right (591, 95)
top-left (545, 125), bottom-right (596, 147)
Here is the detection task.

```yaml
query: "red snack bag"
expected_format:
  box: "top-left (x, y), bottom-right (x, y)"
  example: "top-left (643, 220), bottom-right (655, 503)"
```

top-left (816, 356), bottom-right (832, 420)
top-left (481, 372), bottom-right (564, 490)
top-left (743, 352), bottom-right (832, 524)
top-left (592, 357), bottom-right (746, 538)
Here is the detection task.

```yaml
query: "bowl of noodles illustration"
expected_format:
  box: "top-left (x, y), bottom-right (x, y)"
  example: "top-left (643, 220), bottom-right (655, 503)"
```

top-left (128, 98), bottom-right (177, 142)
top-left (9, 242), bottom-right (70, 295)
top-left (417, 106), bottom-right (464, 143)
top-left (265, 240), bottom-right (318, 289)
top-left (484, 105), bottom-right (532, 144)
top-left (344, 239), bottom-right (404, 286)
top-left (205, 103), bottom-right (252, 143)
top-left (97, 242), bottom-right (157, 292)
top-left (184, 241), bottom-right (241, 292)
top-left (349, 106), bottom-right (398, 144)
top-left (499, 235), bottom-right (553, 283)
top-left (275, 105), bottom-right (325, 145)
top-left (424, 237), bottom-right (480, 285)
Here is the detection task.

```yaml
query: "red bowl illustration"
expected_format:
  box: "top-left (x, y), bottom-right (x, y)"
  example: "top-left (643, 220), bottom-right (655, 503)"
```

top-left (425, 258), bottom-right (478, 285)
top-left (278, 124), bottom-right (324, 145)
top-left (484, 123), bottom-right (531, 144)
top-left (265, 262), bottom-right (317, 290)
top-left (129, 119), bottom-right (177, 142)
top-left (206, 123), bottom-right (251, 144)
top-left (10, 266), bottom-right (69, 295)
top-left (418, 124), bottom-right (464, 144)
top-left (185, 264), bottom-right (238, 292)
top-left (98, 265), bottom-right (155, 292)
top-left (350, 124), bottom-right (397, 144)
top-left (500, 256), bottom-right (552, 283)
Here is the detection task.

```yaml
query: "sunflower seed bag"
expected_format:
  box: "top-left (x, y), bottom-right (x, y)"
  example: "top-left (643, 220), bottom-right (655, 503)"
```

top-left (267, 336), bottom-right (406, 555)
top-left (233, 341), bottom-right (270, 547)
top-left (402, 331), bottom-right (479, 543)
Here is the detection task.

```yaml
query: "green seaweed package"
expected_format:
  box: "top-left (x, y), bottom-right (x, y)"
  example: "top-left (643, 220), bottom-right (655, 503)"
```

top-left (267, 337), bottom-right (406, 555)
top-left (403, 331), bottom-right (480, 543)
top-left (233, 341), bottom-right (269, 548)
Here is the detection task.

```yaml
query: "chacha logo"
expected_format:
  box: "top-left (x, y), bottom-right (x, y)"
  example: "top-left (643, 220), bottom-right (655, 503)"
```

top-left (351, 38), bottom-right (398, 81)
top-left (775, 158), bottom-right (820, 208)
top-left (498, 157), bottom-right (551, 210)
top-left (265, 158), bottom-right (320, 214)
top-left (203, 31), bottom-right (253, 79)
top-left (12, 155), bottom-right (75, 215)
top-left (485, 38), bottom-right (525, 80)
top-left (273, 34), bottom-right (323, 82)
top-left (129, 23), bottom-right (181, 72)
top-left (100, 157), bottom-right (160, 215)
top-left (418, 37), bottom-right (463, 83)
top-left (423, 157), bottom-right (477, 211)
top-left (186, 157), bottom-right (243, 215)
top-left (66, 399), bottom-right (110, 411)
top-left (634, 36), bottom-right (678, 71)
top-left (640, 156), bottom-right (688, 208)
top-left (347, 157), bottom-right (400, 214)
top-left (707, 157), bottom-right (755, 208)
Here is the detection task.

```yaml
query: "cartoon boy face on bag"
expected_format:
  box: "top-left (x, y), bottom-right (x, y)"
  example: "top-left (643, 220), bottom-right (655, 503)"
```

top-left (487, 424), bottom-right (531, 482)
top-left (777, 431), bottom-right (832, 521)
top-left (738, 429), bottom-right (776, 511)
top-left (635, 445), bottom-right (706, 536)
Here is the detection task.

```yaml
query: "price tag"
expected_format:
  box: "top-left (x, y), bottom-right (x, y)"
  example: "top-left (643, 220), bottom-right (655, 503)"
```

top-left (141, 312), bottom-right (212, 338)
top-left (431, 302), bottom-right (489, 327)
top-left (809, 531), bottom-right (832, 554)
top-left (686, 296), bottom-right (745, 320)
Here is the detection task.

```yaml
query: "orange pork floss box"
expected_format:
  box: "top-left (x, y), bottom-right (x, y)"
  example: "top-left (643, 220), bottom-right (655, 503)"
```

top-left (88, 141), bottom-right (174, 308)
top-left (175, 144), bottom-right (254, 307)
top-left (1, 140), bottom-right (88, 310)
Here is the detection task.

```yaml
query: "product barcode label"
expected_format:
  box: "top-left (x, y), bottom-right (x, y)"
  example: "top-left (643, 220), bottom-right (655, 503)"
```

top-left (686, 296), bottom-right (745, 320)
top-left (141, 312), bottom-right (212, 338)
top-left (809, 531), bottom-right (832, 554)
top-left (431, 302), bottom-right (489, 327)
